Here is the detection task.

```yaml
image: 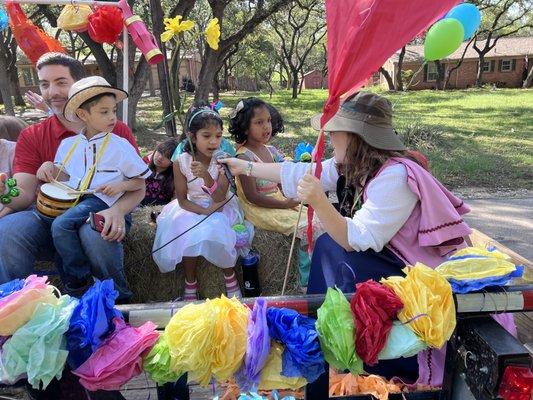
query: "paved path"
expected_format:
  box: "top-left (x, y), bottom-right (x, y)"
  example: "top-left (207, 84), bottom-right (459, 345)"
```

top-left (463, 197), bottom-right (532, 261)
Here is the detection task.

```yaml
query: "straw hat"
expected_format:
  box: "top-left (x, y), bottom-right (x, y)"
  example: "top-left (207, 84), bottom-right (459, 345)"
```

top-left (310, 92), bottom-right (406, 151)
top-left (63, 76), bottom-right (128, 122)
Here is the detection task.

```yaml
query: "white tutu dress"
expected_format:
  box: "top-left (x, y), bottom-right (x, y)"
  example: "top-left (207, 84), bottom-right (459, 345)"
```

top-left (153, 152), bottom-right (245, 272)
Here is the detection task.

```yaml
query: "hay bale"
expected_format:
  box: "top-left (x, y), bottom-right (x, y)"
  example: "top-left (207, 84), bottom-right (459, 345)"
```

top-left (124, 206), bottom-right (301, 303)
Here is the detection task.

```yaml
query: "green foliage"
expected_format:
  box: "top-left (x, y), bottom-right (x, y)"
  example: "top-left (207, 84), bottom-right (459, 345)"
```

top-left (136, 88), bottom-right (532, 190)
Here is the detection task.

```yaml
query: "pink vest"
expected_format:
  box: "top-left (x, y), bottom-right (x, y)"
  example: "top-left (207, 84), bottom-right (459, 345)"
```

top-left (364, 157), bottom-right (472, 268)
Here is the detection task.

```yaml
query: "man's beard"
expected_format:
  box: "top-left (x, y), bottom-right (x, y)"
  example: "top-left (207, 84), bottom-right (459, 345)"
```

top-left (46, 97), bottom-right (67, 115)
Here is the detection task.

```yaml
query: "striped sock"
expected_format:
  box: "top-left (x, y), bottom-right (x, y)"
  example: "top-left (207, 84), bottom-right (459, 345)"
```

top-left (183, 279), bottom-right (198, 301)
top-left (224, 272), bottom-right (242, 299)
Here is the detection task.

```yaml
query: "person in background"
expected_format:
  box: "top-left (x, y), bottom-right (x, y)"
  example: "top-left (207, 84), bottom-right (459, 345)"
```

top-left (142, 138), bottom-right (179, 206)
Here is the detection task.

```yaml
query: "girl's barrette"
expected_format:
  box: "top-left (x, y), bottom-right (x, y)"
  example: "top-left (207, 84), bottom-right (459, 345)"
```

top-left (229, 100), bottom-right (244, 119)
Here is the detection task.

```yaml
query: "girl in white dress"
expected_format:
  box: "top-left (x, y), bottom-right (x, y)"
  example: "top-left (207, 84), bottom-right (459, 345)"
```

top-left (153, 105), bottom-right (244, 300)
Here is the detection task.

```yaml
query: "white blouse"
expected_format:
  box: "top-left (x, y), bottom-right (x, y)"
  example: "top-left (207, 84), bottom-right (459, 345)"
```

top-left (280, 158), bottom-right (418, 252)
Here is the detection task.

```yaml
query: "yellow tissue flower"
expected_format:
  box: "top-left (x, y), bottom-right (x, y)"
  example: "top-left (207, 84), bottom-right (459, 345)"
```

top-left (381, 263), bottom-right (456, 349)
top-left (205, 18), bottom-right (220, 50)
top-left (161, 15), bottom-right (195, 43)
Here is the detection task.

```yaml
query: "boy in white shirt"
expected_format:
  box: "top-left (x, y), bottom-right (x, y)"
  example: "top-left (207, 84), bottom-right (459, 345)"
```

top-left (36, 76), bottom-right (151, 294)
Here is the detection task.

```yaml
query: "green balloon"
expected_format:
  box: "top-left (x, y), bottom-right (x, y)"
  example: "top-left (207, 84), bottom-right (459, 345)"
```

top-left (424, 18), bottom-right (464, 61)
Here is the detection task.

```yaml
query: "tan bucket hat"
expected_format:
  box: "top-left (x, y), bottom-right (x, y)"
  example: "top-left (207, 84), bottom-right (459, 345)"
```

top-left (63, 76), bottom-right (128, 122)
top-left (310, 92), bottom-right (406, 151)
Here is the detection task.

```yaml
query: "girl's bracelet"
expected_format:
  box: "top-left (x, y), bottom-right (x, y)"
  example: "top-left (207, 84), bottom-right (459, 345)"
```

top-left (245, 161), bottom-right (253, 176)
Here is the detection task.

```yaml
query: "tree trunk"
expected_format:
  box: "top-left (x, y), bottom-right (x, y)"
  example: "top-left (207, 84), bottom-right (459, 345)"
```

top-left (476, 54), bottom-right (485, 87)
top-left (0, 36), bottom-right (14, 116)
top-left (222, 61), bottom-right (230, 91)
top-left (212, 73), bottom-right (220, 102)
top-left (150, 0), bottom-right (175, 136)
top-left (298, 70), bottom-right (305, 94)
top-left (291, 69), bottom-right (299, 99)
top-left (8, 67), bottom-right (24, 106)
top-left (435, 60), bottom-right (445, 90)
top-left (522, 63), bottom-right (533, 88)
top-left (194, 50), bottom-right (220, 104)
top-left (396, 46), bottom-right (406, 91)
top-left (379, 67), bottom-right (395, 91)
top-left (127, 57), bottom-right (150, 130)
top-left (79, 32), bottom-right (117, 85)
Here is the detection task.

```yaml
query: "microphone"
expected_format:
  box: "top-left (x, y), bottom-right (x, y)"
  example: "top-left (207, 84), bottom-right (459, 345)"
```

top-left (213, 150), bottom-right (237, 193)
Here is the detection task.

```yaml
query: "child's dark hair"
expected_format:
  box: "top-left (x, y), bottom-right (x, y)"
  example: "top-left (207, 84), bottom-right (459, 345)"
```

top-left (79, 93), bottom-right (116, 112)
top-left (149, 138), bottom-right (179, 200)
top-left (228, 97), bottom-right (283, 144)
top-left (180, 102), bottom-right (223, 154)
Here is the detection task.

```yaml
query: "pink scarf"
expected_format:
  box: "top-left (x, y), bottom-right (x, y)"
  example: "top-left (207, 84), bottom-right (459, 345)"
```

top-left (365, 157), bottom-right (472, 269)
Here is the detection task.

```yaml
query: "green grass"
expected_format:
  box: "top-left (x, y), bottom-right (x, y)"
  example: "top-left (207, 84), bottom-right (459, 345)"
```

top-left (135, 88), bottom-right (533, 190)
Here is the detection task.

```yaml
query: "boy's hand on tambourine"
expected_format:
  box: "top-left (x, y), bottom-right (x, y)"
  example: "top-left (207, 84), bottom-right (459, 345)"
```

top-left (36, 161), bottom-right (55, 183)
top-left (190, 161), bottom-right (210, 181)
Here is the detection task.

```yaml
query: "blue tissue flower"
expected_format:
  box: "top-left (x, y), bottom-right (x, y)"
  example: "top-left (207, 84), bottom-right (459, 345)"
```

top-left (266, 307), bottom-right (324, 383)
top-left (66, 279), bottom-right (122, 369)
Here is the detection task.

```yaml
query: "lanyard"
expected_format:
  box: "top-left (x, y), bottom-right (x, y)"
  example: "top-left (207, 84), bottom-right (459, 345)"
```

top-left (54, 135), bottom-right (81, 181)
top-left (74, 133), bottom-right (112, 205)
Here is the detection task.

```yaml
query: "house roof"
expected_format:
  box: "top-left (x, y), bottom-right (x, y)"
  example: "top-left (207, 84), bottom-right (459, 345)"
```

top-left (390, 36), bottom-right (533, 63)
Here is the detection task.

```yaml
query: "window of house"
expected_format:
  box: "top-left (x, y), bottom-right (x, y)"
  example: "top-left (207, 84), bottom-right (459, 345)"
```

top-left (482, 61), bottom-right (493, 73)
top-left (427, 63), bottom-right (438, 81)
top-left (20, 68), bottom-right (39, 87)
top-left (501, 59), bottom-right (512, 72)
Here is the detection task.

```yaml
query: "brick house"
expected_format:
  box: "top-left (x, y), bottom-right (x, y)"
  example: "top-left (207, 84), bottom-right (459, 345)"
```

top-left (302, 69), bottom-right (328, 89)
top-left (380, 36), bottom-right (533, 90)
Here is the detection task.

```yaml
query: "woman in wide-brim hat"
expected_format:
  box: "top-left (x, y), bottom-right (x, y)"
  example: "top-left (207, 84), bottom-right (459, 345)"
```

top-left (220, 91), bottom-right (483, 384)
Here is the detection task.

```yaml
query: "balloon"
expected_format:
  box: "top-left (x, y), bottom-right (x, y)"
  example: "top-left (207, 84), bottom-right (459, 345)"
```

top-left (445, 3), bottom-right (481, 40)
top-left (424, 19), bottom-right (464, 61)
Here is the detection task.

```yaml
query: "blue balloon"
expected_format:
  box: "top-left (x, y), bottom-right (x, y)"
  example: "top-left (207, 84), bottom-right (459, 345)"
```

top-left (445, 3), bottom-right (481, 40)
top-left (0, 9), bottom-right (8, 32)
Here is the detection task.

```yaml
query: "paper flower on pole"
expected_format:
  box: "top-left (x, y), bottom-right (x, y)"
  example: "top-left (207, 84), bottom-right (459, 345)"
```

top-left (57, 5), bottom-right (93, 32)
top-left (205, 17), bottom-right (220, 50)
top-left (88, 6), bottom-right (124, 45)
top-left (161, 15), bottom-right (195, 43)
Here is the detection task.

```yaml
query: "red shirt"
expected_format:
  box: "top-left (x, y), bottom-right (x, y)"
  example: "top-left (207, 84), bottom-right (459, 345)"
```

top-left (13, 115), bottom-right (139, 175)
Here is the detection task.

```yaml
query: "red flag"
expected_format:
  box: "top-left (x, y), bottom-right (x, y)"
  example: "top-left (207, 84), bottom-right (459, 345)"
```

top-left (307, 0), bottom-right (460, 247)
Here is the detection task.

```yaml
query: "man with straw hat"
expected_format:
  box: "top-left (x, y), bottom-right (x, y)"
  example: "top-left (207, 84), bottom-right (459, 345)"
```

top-left (36, 75), bottom-right (151, 296)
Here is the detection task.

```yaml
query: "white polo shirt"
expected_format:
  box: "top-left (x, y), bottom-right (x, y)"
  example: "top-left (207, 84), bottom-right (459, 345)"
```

top-left (54, 131), bottom-right (151, 206)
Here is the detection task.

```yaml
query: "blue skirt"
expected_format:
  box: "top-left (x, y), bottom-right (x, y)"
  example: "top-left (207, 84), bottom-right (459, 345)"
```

top-left (307, 233), bottom-right (418, 381)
